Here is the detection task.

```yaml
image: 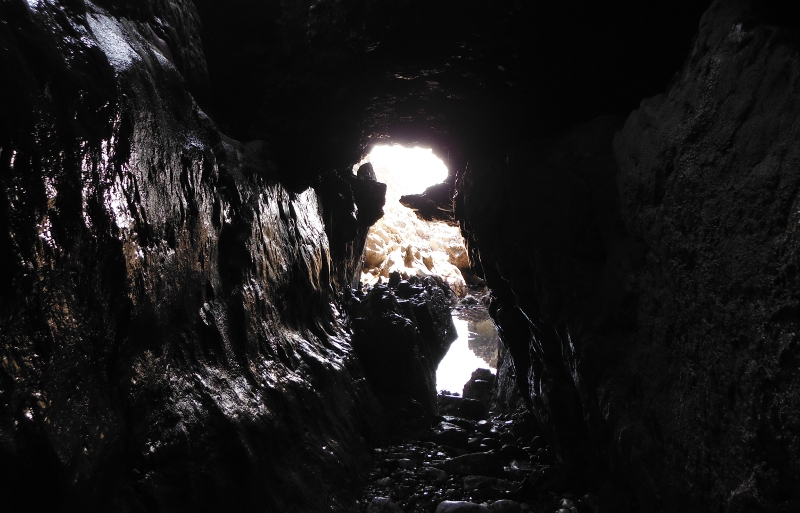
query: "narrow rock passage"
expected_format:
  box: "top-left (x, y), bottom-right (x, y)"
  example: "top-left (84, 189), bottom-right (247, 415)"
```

top-left (358, 394), bottom-right (593, 513)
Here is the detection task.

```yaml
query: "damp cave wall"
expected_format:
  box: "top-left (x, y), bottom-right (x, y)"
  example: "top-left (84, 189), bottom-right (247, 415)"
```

top-left (456, 1), bottom-right (800, 512)
top-left (0, 1), bottom-right (384, 511)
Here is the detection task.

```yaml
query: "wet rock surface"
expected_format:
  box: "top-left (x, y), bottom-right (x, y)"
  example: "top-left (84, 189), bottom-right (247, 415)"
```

top-left (359, 399), bottom-right (595, 513)
top-left (457, 1), bottom-right (800, 511)
top-left (348, 276), bottom-right (458, 421)
top-left (0, 2), bottom-right (382, 511)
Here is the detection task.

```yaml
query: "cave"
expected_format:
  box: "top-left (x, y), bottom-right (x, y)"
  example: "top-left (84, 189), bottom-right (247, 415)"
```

top-left (1, 1), bottom-right (799, 513)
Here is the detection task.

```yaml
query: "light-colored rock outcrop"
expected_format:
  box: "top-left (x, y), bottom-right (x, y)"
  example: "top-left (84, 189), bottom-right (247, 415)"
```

top-left (358, 151), bottom-right (469, 296)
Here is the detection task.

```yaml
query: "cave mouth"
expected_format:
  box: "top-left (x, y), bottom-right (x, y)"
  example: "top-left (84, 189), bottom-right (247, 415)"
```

top-left (367, 145), bottom-right (448, 196)
top-left (356, 144), bottom-right (498, 395)
top-left (356, 144), bottom-right (467, 295)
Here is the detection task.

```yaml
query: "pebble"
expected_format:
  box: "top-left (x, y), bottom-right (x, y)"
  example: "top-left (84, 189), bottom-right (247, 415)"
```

top-left (435, 500), bottom-right (492, 513)
top-left (489, 499), bottom-right (522, 513)
top-left (359, 401), bottom-right (589, 513)
top-left (398, 458), bottom-right (416, 469)
top-left (421, 467), bottom-right (448, 482)
top-left (367, 497), bottom-right (404, 513)
top-left (441, 452), bottom-right (504, 477)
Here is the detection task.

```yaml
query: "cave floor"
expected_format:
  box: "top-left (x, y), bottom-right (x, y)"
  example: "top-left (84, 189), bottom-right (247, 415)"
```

top-left (358, 400), bottom-right (592, 513)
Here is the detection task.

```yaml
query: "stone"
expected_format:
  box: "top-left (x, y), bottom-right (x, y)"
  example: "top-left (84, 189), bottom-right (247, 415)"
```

top-left (388, 271), bottom-right (402, 288)
top-left (559, 499), bottom-right (575, 509)
top-left (463, 377), bottom-right (495, 405)
top-left (467, 437), bottom-right (485, 451)
top-left (442, 416), bottom-right (478, 431)
top-left (6, 0), bottom-right (799, 512)
top-left (357, 162), bottom-right (377, 181)
top-left (344, 171), bottom-right (388, 227)
top-left (397, 280), bottom-right (413, 298)
top-left (431, 422), bottom-right (469, 448)
top-left (368, 497), bottom-right (405, 513)
top-left (489, 499), bottom-right (522, 513)
top-left (529, 436), bottom-right (545, 450)
top-left (349, 282), bottom-right (457, 418)
top-left (499, 432), bottom-right (515, 445)
top-left (421, 467), bottom-right (449, 482)
top-left (441, 452), bottom-right (504, 477)
top-left (499, 444), bottom-right (528, 462)
top-left (481, 438), bottom-right (502, 450)
top-left (462, 475), bottom-right (501, 491)
top-left (435, 501), bottom-right (492, 513)
top-left (439, 395), bottom-right (490, 421)
top-left (399, 182), bottom-right (456, 224)
top-left (398, 458), bottom-right (417, 469)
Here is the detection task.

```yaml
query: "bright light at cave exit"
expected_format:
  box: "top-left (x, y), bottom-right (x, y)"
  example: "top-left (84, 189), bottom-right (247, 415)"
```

top-left (362, 145), bottom-right (496, 394)
top-left (368, 145), bottom-right (448, 195)
top-left (436, 318), bottom-right (496, 394)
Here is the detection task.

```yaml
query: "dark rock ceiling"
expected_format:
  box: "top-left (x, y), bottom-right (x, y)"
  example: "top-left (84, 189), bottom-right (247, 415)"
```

top-left (191, 0), bottom-right (713, 186)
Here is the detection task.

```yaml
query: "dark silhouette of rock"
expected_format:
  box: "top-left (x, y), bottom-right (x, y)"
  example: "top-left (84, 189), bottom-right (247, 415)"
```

top-left (349, 281), bottom-right (458, 420)
top-left (0, 2), bottom-right (383, 511)
top-left (456, 1), bottom-right (800, 511)
top-left (400, 182), bottom-right (456, 224)
top-left (463, 368), bottom-right (496, 404)
top-left (439, 395), bottom-right (490, 421)
top-left (440, 452), bottom-right (504, 477)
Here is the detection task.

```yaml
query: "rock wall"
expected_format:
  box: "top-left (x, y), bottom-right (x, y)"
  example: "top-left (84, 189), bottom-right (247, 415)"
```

top-left (457, 116), bottom-right (636, 506)
top-left (0, 1), bottom-right (382, 511)
top-left (458, 1), bottom-right (800, 511)
top-left (613, 1), bottom-right (800, 509)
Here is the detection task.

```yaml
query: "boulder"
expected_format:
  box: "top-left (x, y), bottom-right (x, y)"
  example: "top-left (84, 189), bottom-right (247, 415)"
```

top-left (368, 497), bottom-right (405, 513)
top-left (435, 501), bottom-right (492, 513)
top-left (489, 500), bottom-right (522, 513)
top-left (441, 452), bottom-right (504, 477)
top-left (463, 368), bottom-right (496, 404)
top-left (349, 282), bottom-right (457, 418)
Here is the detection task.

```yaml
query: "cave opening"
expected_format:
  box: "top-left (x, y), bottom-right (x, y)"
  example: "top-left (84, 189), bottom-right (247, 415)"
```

top-left (356, 144), bottom-right (498, 395)
top-left (356, 144), bottom-right (465, 293)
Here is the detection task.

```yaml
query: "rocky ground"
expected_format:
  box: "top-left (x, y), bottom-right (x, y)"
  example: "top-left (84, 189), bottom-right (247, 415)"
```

top-left (358, 392), bottom-right (596, 513)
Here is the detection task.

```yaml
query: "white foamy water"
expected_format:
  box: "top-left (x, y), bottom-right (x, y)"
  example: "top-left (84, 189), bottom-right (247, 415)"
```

top-left (436, 317), bottom-right (496, 394)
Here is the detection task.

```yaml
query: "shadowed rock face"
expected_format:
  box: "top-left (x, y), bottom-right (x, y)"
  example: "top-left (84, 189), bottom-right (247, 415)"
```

top-left (613, 2), bottom-right (800, 509)
top-left (348, 278), bottom-right (458, 423)
top-left (0, 2), bottom-right (382, 511)
top-left (457, 1), bottom-right (800, 511)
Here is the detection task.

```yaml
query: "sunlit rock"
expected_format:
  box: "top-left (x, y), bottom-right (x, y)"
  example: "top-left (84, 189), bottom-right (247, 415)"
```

top-left (357, 146), bottom-right (469, 297)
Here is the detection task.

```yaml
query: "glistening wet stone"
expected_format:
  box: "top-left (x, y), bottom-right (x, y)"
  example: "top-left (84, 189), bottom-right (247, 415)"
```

top-left (358, 402), bottom-right (595, 513)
